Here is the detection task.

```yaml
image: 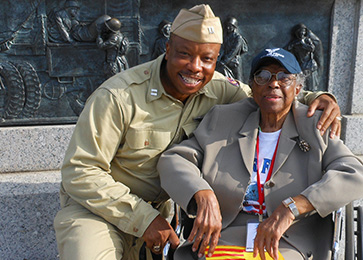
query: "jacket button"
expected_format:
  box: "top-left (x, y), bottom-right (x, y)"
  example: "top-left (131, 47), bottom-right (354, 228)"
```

top-left (265, 181), bottom-right (275, 188)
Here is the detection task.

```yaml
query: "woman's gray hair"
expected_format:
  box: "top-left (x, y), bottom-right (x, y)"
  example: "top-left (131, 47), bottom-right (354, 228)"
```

top-left (295, 72), bottom-right (306, 100)
top-left (296, 72), bottom-right (306, 88)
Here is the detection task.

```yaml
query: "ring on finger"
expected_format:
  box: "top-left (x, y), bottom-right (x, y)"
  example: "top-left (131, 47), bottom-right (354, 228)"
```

top-left (336, 116), bottom-right (342, 121)
top-left (153, 245), bottom-right (161, 252)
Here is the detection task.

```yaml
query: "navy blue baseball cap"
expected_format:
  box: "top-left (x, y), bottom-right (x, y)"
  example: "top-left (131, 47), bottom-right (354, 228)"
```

top-left (250, 48), bottom-right (302, 78)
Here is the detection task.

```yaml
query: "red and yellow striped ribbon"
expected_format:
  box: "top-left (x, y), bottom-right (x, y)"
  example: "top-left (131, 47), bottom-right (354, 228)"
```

top-left (205, 245), bottom-right (284, 260)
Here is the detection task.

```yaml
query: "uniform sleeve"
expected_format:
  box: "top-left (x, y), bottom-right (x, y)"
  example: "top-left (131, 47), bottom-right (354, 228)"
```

top-left (55, 14), bottom-right (72, 42)
top-left (301, 136), bottom-right (363, 217)
top-left (61, 88), bottom-right (160, 237)
top-left (229, 81), bottom-right (252, 103)
top-left (298, 90), bottom-right (337, 105)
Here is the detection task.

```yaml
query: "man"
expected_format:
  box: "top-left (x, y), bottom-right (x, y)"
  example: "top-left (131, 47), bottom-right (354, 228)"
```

top-left (217, 17), bottom-right (248, 81)
top-left (54, 4), bottom-right (341, 260)
top-left (96, 18), bottom-right (130, 78)
top-left (152, 20), bottom-right (172, 59)
top-left (48, 0), bottom-right (80, 44)
top-left (286, 23), bottom-right (323, 91)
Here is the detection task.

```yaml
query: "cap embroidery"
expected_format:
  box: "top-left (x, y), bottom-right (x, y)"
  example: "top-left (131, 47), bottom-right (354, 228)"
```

top-left (207, 26), bottom-right (215, 34)
top-left (266, 48), bottom-right (284, 58)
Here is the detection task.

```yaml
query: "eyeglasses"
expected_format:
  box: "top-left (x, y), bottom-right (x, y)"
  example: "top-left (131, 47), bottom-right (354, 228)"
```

top-left (253, 70), bottom-right (296, 87)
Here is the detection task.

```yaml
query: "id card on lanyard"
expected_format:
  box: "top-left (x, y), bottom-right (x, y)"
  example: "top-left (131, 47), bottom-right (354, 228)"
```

top-left (256, 133), bottom-right (280, 222)
top-left (246, 133), bottom-right (280, 252)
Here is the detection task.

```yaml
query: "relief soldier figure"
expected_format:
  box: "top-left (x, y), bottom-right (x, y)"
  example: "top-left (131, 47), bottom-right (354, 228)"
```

top-left (286, 23), bottom-right (324, 91)
top-left (48, 0), bottom-right (81, 44)
top-left (217, 17), bottom-right (248, 81)
top-left (96, 18), bottom-right (130, 78)
top-left (151, 20), bottom-right (171, 59)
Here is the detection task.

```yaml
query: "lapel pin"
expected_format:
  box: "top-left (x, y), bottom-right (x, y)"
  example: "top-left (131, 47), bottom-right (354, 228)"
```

top-left (298, 138), bottom-right (310, 152)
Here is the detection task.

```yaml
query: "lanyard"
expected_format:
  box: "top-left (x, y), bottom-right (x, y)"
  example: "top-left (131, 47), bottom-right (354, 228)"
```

top-left (256, 133), bottom-right (280, 222)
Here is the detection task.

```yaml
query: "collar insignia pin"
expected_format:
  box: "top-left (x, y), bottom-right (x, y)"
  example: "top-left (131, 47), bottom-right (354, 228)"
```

top-left (151, 89), bottom-right (158, 96)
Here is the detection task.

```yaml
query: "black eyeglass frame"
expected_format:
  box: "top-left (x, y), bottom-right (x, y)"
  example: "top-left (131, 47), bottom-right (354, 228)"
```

top-left (253, 70), bottom-right (297, 88)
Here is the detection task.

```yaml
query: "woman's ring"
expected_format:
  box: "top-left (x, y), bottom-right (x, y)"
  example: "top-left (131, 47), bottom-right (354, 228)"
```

top-left (336, 116), bottom-right (342, 121)
top-left (153, 245), bottom-right (161, 251)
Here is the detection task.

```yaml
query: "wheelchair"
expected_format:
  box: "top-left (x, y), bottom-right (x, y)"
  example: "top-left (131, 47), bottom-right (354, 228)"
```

top-left (158, 202), bottom-right (363, 260)
top-left (334, 202), bottom-right (363, 260)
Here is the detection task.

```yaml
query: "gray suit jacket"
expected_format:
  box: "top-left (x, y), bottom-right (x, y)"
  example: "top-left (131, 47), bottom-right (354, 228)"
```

top-left (158, 98), bottom-right (363, 259)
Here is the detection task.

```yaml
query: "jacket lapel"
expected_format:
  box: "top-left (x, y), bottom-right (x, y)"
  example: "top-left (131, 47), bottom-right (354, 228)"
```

top-left (272, 110), bottom-right (299, 176)
top-left (237, 110), bottom-right (260, 175)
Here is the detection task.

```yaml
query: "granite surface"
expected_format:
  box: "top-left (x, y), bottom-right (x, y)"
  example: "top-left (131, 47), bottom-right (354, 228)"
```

top-left (0, 171), bottom-right (61, 260)
top-left (0, 125), bottom-right (74, 173)
top-left (328, 0), bottom-right (363, 155)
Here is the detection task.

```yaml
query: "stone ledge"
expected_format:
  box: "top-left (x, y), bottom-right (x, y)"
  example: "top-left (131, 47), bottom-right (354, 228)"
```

top-left (0, 125), bottom-right (74, 173)
top-left (0, 118), bottom-right (361, 175)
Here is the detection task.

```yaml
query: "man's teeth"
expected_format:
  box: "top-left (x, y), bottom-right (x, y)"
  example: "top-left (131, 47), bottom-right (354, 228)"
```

top-left (181, 75), bottom-right (200, 84)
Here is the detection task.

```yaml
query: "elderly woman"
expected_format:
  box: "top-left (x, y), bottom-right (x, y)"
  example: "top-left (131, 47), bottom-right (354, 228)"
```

top-left (157, 48), bottom-right (363, 260)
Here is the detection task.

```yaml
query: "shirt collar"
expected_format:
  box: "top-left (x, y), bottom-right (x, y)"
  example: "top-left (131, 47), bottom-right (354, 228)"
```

top-left (146, 55), bottom-right (166, 103)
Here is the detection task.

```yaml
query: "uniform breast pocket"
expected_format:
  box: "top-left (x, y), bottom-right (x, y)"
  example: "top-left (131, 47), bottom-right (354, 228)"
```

top-left (125, 128), bottom-right (171, 151)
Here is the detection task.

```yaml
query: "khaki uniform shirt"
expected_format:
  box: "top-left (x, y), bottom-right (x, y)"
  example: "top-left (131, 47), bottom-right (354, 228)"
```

top-left (60, 54), bottom-right (324, 238)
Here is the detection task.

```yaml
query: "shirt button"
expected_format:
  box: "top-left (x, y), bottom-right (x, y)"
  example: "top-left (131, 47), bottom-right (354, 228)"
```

top-left (133, 227), bottom-right (139, 233)
top-left (144, 70), bottom-right (149, 75)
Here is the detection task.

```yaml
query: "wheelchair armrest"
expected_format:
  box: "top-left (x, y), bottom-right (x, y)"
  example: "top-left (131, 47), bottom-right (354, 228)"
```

top-left (332, 208), bottom-right (343, 260)
top-left (355, 205), bottom-right (363, 260)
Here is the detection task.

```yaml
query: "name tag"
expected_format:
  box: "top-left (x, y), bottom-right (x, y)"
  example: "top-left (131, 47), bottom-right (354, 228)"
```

top-left (246, 219), bottom-right (259, 252)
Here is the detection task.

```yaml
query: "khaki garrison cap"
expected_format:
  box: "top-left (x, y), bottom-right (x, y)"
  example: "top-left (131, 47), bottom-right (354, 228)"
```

top-left (170, 4), bottom-right (223, 44)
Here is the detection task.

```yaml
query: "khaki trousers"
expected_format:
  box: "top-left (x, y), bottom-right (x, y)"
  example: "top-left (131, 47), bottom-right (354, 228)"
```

top-left (54, 202), bottom-right (154, 260)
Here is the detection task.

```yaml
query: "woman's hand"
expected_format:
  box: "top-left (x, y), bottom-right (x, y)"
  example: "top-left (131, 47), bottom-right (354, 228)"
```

top-left (253, 195), bottom-right (314, 260)
top-left (253, 204), bottom-right (294, 260)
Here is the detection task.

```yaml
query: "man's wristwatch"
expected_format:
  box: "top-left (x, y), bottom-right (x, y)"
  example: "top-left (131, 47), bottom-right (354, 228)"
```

top-left (282, 197), bottom-right (300, 218)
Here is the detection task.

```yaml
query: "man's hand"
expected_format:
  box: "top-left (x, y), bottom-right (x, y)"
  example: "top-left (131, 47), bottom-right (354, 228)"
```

top-left (188, 190), bottom-right (222, 258)
top-left (307, 94), bottom-right (341, 138)
top-left (142, 215), bottom-right (180, 254)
